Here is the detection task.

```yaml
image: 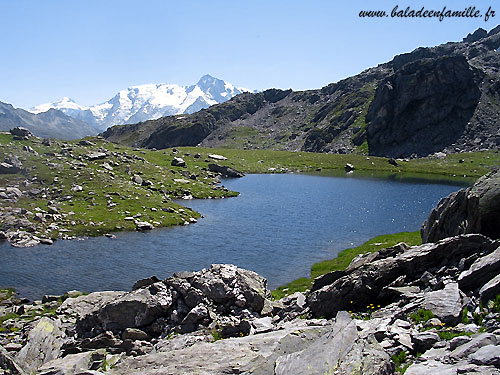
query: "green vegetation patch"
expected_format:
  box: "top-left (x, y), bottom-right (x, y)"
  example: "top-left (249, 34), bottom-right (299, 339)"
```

top-left (391, 350), bottom-right (410, 374)
top-left (0, 288), bottom-right (15, 302)
top-left (437, 330), bottom-right (474, 341)
top-left (409, 309), bottom-right (434, 325)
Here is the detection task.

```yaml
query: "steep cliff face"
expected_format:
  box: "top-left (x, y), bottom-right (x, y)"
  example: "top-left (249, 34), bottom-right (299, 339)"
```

top-left (366, 56), bottom-right (483, 158)
top-left (103, 27), bottom-right (500, 157)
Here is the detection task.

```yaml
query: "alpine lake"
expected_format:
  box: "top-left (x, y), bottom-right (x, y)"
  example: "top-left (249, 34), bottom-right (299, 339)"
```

top-left (0, 171), bottom-right (468, 300)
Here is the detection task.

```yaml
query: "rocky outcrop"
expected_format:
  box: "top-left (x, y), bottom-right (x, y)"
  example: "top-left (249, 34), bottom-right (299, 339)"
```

top-left (307, 235), bottom-right (494, 319)
top-left (15, 317), bottom-right (67, 374)
top-left (366, 56), bottom-right (482, 158)
top-left (9, 127), bottom-right (33, 140)
top-left (0, 265), bottom-right (273, 373)
top-left (421, 170), bottom-right (500, 242)
top-left (272, 311), bottom-right (392, 375)
top-left (65, 264), bottom-right (272, 354)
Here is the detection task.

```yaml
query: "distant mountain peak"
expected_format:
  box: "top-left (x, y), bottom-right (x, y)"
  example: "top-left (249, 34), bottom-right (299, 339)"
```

top-left (30, 75), bottom-right (253, 131)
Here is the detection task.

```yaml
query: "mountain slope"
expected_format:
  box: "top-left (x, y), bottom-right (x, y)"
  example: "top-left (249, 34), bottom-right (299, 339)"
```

top-left (103, 26), bottom-right (500, 158)
top-left (0, 102), bottom-right (98, 140)
top-left (31, 75), bottom-right (253, 131)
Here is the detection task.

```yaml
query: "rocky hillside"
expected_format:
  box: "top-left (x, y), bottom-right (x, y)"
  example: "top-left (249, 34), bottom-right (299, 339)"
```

top-left (0, 169), bottom-right (499, 374)
top-left (0, 102), bottom-right (97, 140)
top-left (103, 26), bottom-right (500, 158)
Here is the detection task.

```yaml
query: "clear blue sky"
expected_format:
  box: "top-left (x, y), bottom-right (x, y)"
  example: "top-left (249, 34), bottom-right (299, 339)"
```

top-left (1, 0), bottom-right (498, 109)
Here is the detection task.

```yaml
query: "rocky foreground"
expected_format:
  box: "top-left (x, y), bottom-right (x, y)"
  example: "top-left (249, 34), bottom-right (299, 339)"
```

top-left (0, 171), bottom-right (499, 374)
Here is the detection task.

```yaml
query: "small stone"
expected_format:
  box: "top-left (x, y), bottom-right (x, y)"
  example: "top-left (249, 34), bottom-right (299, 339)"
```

top-left (122, 328), bottom-right (151, 341)
top-left (208, 154), bottom-right (228, 161)
top-left (344, 163), bottom-right (355, 172)
top-left (4, 342), bottom-right (22, 352)
top-left (135, 221), bottom-right (154, 231)
top-left (388, 158), bottom-right (398, 166)
top-left (171, 157), bottom-right (186, 167)
top-left (42, 295), bottom-right (60, 304)
top-left (132, 175), bottom-right (143, 185)
top-left (87, 152), bottom-right (107, 160)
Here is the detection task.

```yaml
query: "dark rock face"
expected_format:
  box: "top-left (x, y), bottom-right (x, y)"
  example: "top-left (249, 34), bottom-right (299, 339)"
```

top-left (9, 127), bottom-right (33, 139)
top-left (458, 245), bottom-right (500, 292)
top-left (366, 56), bottom-right (482, 158)
top-left (464, 28), bottom-right (488, 43)
top-left (421, 170), bottom-right (500, 242)
top-left (0, 162), bottom-right (20, 174)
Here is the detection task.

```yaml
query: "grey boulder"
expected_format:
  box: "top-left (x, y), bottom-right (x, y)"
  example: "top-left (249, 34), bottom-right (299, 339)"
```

top-left (15, 317), bottom-right (66, 374)
top-left (422, 170), bottom-right (500, 242)
top-left (423, 282), bottom-right (463, 324)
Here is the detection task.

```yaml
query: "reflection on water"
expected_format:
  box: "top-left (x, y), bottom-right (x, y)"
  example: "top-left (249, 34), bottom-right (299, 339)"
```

top-left (0, 173), bottom-right (464, 300)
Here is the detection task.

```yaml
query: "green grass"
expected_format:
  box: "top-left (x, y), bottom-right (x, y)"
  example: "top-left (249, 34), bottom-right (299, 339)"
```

top-left (462, 307), bottom-right (470, 324)
top-left (211, 329), bottom-right (223, 342)
top-left (437, 330), bottom-right (474, 340)
top-left (0, 312), bottom-right (20, 333)
top-left (178, 146), bottom-right (498, 180)
top-left (409, 309), bottom-right (434, 325)
top-left (271, 231), bottom-right (422, 299)
top-left (0, 288), bottom-right (15, 301)
top-left (391, 351), bottom-right (409, 374)
top-left (0, 134), bottom-right (238, 239)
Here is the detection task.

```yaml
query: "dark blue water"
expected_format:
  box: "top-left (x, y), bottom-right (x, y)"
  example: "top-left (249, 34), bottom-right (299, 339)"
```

top-left (0, 174), bottom-right (464, 300)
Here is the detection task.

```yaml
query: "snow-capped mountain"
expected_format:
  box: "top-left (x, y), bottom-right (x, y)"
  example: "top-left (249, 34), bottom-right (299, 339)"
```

top-left (30, 75), bottom-right (254, 131)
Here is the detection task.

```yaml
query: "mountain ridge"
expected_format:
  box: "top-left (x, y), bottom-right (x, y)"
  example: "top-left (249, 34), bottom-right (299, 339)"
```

top-left (102, 26), bottom-right (500, 158)
top-left (30, 75), bottom-right (255, 131)
top-left (0, 101), bottom-right (97, 140)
